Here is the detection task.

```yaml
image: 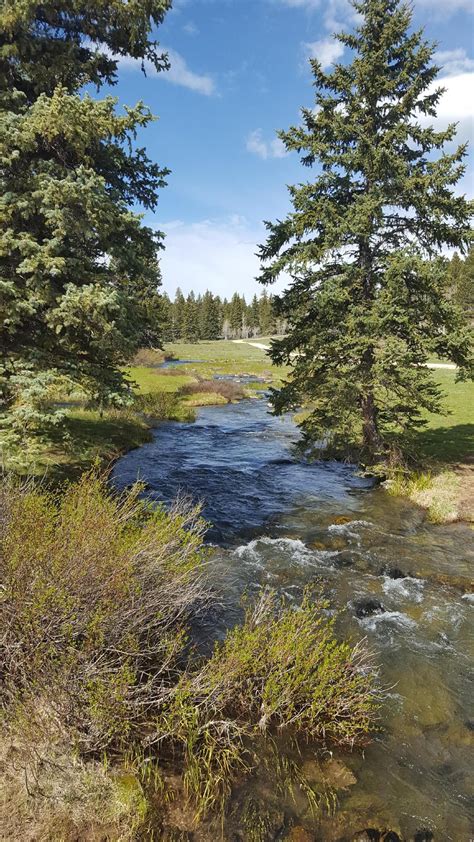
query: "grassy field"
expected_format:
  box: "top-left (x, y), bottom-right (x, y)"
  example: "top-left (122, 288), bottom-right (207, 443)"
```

top-left (6, 341), bottom-right (473, 508)
top-left (415, 370), bottom-right (473, 464)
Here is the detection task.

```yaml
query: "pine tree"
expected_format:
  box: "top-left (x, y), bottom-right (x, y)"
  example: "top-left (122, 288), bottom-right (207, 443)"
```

top-left (229, 293), bottom-right (245, 337)
top-left (182, 292), bottom-right (200, 342)
top-left (200, 291), bottom-right (221, 340)
top-left (1, 0), bottom-right (171, 449)
top-left (248, 294), bottom-right (261, 337)
top-left (173, 288), bottom-right (187, 340)
top-left (258, 291), bottom-right (276, 336)
top-left (258, 0), bottom-right (473, 460)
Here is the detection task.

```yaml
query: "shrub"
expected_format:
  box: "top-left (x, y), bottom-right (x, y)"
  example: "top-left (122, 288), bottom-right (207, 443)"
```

top-left (133, 391), bottom-right (195, 422)
top-left (155, 590), bottom-right (380, 817)
top-left (179, 379), bottom-right (246, 402)
top-left (1, 472), bottom-right (210, 756)
top-left (131, 348), bottom-right (166, 367)
top-left (1, 473), bottom-right (381, 833)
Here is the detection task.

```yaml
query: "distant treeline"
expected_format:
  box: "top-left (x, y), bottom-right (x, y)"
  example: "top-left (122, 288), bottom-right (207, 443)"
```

top-left (160, 249), bottom-right (473, 344)
top-left (160, 288), bottom-right (287, 341)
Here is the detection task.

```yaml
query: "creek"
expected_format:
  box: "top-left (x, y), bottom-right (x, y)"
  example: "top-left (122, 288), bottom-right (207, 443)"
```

top-left (112, 396), bottom-right (473, 841)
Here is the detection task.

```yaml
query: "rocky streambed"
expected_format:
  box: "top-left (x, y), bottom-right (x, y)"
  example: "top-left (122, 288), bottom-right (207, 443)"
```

top-left (113, 397), bottom-right (474, 841)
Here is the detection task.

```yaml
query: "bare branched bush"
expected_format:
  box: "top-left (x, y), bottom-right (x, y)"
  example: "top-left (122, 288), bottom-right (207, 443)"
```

top-left (1, 472), bottom-right (210, 756)
top-left (179, 379), bottom-right (246, 402)
top-left (131, 348), bottom-right (166, 367)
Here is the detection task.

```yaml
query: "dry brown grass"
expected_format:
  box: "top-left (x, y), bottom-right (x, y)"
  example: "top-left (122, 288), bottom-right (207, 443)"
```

top-left (179, 379), bottom-right (246, 402)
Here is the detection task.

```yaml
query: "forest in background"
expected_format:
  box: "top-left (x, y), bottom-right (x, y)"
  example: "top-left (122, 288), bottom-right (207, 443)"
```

top-left (161, 248), bottom-right (474, 343)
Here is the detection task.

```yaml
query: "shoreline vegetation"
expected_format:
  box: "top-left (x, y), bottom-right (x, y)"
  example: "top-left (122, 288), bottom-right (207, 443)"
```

top-left (6, 339), bottom-right (472, 525)
top-left (1, 471), bottom-right (381, 840)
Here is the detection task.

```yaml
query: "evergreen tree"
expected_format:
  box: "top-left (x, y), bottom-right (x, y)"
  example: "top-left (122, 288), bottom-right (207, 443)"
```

top-left (450, 248), bottom-right (474, 313)
top-left (258, 291), bottom-right (276, 336)
top-left (200, 291), bottom-right (221, 340)
top-left (258, 0), bottom-right (472, 460)
top-left (247, 295), bottom-right (259, 336)
top-left (182, 292), bottom-right (200, 342)
top-left (229, 293), bottom-right (245, 337)
top-left (173, 288), bottom-right (187, 340)
top-left (1, 0), bottom-right (171, 448)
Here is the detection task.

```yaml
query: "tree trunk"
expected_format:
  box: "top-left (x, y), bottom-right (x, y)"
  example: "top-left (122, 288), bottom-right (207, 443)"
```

top-left (361, 390), bottom-right (381, 454)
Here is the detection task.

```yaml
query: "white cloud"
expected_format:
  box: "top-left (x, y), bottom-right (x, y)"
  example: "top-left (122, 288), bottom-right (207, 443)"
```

top-left (183, 21), bottom-right (199, 36)
top-left (165, 48), bottom-right (214, 95)
top-left (160, 218), bottom-right (264, 299)
top-left (435, 49), bottom-right (474, 77)
top-left (276, 0), bottom-right (473, 15)
top-left (302, 38), bottom-right (344, 70)
top-left (274, 0), bottom-right (320, 6)
top-left (109, 46), bottom-right (215, 96)
top-left (246, 129), bottom-right (288, 160)
top-left (425, 73), bottom-right (474, 141)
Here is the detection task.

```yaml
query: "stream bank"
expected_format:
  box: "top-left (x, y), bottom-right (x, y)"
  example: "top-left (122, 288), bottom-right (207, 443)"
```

top-left (112, 397), bottom-right (474, 840)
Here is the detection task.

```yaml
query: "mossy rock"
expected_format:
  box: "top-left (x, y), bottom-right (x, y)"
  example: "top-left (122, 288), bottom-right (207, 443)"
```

top-left (301, 758), bottom-right (357, 790)
top-left (286, 826), bottom-right (314, 842)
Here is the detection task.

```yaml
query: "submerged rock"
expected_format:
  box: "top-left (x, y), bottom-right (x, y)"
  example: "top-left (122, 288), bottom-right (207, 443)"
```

top-left (413, 831), bottom-right (434, 842)
top-left (379, 565), bottom-right (408, 579)
top-left (285, 826), bottom-right (314, 842)
top-left (354, 598), bottom-right (385, 618)
top-left (333, 550), bottom-right (360, 567)
top-left (301, 757), bottom-right (357, 790)
top-left (352, 831), bottom-right (381, 842)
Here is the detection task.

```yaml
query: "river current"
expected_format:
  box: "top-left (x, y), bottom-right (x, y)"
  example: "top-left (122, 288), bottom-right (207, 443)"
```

top-left (112, 397), bottom-right (473, 840)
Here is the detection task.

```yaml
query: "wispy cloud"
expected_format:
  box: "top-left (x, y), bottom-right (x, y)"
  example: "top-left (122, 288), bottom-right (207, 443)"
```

top-left (108, 45), bottom-right (215, 96)
top-left (435, 48), bottom-right (474, 76)
top-left (183, 21), bottom-right (199, 36)
top-left (246, 129), bottom-right (288, 160)
top-left (165, 48), bottom-right (215, 95)
top-left (302, 38), bottom-right (344, 70)
top-left (276, 0), bottom-right (473, 17)
top-left (416, 0), bottom-right (473, 15)
top-left (159, 217), bottom-right (264, 298)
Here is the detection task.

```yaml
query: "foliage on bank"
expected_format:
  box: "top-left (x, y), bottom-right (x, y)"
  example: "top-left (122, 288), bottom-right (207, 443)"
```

top-left (0, 472), bottom-right (381, 838)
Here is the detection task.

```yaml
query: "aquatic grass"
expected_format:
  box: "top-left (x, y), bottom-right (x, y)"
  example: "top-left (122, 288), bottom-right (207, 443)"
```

top-left (152, 591), bottom-right (380, 819)
top-left (387, 469), bottom-right (463, 523)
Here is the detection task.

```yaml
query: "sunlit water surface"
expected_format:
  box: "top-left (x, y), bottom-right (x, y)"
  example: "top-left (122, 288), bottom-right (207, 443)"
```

top-left (113, 398), bottom-right (473, 841)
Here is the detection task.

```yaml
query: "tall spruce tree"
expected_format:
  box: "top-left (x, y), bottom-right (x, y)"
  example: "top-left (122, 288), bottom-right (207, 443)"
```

top-left (1, 0), bottom-right (170, 451)
top-left (258, 0), bottom-right (473, 460)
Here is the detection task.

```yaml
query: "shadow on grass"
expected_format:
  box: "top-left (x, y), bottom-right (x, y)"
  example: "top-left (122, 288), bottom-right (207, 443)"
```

top-left (414, 423), bottom-right (474, 464)
top-left (39, 411), bottom-right (152, 484)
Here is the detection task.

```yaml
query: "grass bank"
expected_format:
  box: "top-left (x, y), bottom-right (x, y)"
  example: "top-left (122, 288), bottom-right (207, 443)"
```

top-left (386, 370), bottom-right (473, 523)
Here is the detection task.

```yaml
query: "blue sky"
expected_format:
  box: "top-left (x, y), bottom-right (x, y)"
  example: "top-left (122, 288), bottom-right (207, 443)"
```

top-left (105, 0), bottom-right (474, 299)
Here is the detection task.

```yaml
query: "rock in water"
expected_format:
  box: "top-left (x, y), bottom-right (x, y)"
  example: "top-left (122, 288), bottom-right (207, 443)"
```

top-left (354, 599), bottom-right (385, 618)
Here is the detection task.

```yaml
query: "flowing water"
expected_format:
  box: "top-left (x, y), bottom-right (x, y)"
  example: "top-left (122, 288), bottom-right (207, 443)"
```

top-left (112, 397), bottom-right (473, 841)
